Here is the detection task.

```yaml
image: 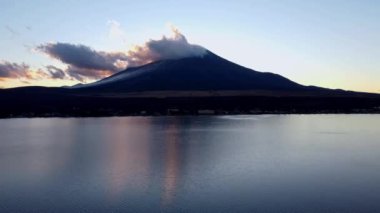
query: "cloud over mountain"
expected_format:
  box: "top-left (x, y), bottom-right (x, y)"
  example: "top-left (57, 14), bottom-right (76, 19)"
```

top-left (127, 27), bottom-right (207, 66)
top-left (1, 26), bottom-right (207, 85)
top-left (34, 27), bottom-right (206, 81)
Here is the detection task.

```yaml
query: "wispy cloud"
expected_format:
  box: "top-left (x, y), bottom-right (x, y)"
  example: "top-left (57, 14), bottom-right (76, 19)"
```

top-left (107, 20), bottom-right (127, 42)
top-left (4, 25), bottom-right (19, 37)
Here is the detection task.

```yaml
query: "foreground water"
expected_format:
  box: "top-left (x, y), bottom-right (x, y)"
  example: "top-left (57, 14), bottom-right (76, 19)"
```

top-left (0, 115), bottom-right (379, 212)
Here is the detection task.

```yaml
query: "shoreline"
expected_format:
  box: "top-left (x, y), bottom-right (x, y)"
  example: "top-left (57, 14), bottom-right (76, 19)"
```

top-left (2, 109), bottom-right (380, 119)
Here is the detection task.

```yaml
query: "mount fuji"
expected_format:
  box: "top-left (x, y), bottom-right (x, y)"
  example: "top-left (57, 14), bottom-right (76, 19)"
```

top-left (0, 49), bottom-right (379, 117)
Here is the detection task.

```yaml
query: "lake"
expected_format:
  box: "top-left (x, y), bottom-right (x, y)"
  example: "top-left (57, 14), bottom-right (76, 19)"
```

top-left (0, 115), bottom-right (379, 212)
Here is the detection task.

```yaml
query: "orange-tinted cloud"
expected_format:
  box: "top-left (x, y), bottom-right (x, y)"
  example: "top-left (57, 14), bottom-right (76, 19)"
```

top-left (0, 61), bottom-right (67, 81)
top-left (0, 61), bottom-right (30, 78)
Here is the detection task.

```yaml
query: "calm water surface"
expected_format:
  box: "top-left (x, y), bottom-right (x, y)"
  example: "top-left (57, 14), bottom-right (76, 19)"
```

top-left (0, 115), bottom-right (379, 212)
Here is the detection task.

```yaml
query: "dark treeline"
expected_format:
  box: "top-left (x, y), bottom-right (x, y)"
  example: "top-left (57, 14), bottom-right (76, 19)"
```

top-left (1, 90), bottom-right (380, 118)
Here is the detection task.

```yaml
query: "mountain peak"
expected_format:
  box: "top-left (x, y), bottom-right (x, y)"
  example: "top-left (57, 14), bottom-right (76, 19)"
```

top-left (74, 50), bottom-right (305, 92)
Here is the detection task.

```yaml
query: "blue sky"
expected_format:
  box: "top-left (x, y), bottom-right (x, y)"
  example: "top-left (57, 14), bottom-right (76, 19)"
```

top-left (1, 0), bottom-right (379, 92)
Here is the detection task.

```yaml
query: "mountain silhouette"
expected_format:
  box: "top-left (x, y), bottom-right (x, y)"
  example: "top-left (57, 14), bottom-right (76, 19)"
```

top-left (75, 51), bottom-right (315, 92)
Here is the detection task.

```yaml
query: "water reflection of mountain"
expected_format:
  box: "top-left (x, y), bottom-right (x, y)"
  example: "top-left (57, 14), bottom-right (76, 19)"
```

top-left (98, 116), bottom-right (230, 208)
top-left (2, 116), bottom-right (380, 212)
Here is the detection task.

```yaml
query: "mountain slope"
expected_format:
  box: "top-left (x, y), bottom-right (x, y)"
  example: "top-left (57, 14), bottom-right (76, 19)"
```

top-left (74, 51), bottom-right (310, 92)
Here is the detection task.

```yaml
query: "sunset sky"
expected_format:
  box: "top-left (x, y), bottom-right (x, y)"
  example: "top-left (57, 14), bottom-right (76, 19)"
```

top-left (1, 0), bottom-right (379, 93)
